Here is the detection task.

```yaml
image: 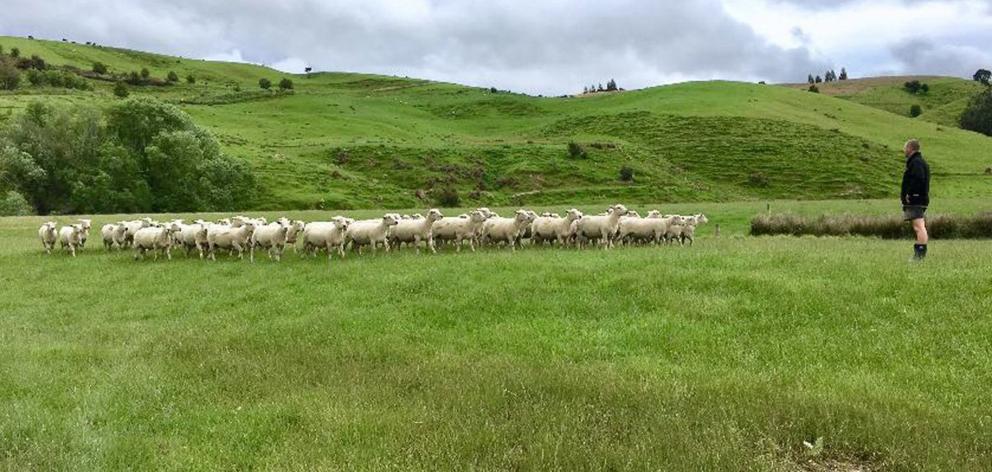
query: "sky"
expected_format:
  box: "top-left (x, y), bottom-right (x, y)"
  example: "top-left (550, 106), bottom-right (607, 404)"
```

top-left (2, 0), bottom-right (990, 95)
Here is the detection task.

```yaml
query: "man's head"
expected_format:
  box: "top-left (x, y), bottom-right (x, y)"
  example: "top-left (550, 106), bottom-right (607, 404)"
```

top-left (904, 139), bottom-right (921, 157)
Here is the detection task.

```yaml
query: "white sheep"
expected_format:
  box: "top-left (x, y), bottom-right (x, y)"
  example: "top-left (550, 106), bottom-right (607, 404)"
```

top-left (389, 208), bottom-right (444, 254)
top-left (280, 219), bottom-right (306, 253)
top-left (100, 223), bottom-right (120, 250)
top-left (345, 213), bottom-right (400, 255)
top-left (176, 222), bottom-right (210, 259)
top-left (481, 209), bottom-right (536, 251)
top-left (532, 209), bottom-right (583, 246)
top-left (121, 219), bottom-right (151, 247)
top-left (207, 221), bottom-right (256, 261)
top-left (250, 221), bottom-right (291, 262)
top-left (620, 213), bottom-right (683, 245)
top-left (679, 214), bottom-right (709, 246)
top-left (432, 211), bottom-right (488, 252)
top-left (58, 224), bottom-right (84, 257)
top-left (575, 204), bottom-right (629, 249)
top-left (302, 217), bottom-right (351, 260)
top-left (38, 222), bottom-right (58, 254)
top-left (133, 223), bottom-right (181, 261)
top-left (77, 219), bottom-right (92, 248)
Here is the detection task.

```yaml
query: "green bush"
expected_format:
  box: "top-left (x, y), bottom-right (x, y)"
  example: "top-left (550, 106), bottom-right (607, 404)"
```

top-left (910, 104), bottom-right (922, 117)
top-left (0, 190), bottom-right (32, 215)
top-left (960, 88), bottom-right (992, 137)
top-left (113, 81), bottom-right (129, 98)
top-left (435, 186), bottom-right (460, 207)
top-left (186, 74), bottom-right (195, 84)
top-left (258, 78), bottom-right (271, 90)
top-left (619, 166), bottom-right (634, 182)
top-left (0, 62), bottom-right (19, 90)
top-left (140, 68), bottom-right (150, 79)
top-left (92, 62), bottom-right (108, 74)
top-left (279, 78), bottom-right (293, 90)
top-left (567, 141), bottom-right (587, 159)
top-left (167, 71), bottom-right (179, 83)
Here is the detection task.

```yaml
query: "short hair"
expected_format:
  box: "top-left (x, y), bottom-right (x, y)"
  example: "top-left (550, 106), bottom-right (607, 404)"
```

top-left (905, 139), bottom-right (921, 152)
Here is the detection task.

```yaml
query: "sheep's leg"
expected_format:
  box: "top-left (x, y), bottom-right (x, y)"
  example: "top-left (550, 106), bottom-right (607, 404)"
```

top-left (428, 236), bottom-right (436, 254)
top-left (166, 246), bottom-right (172, 261)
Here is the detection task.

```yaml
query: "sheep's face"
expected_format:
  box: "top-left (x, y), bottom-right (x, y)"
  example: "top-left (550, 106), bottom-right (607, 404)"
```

top-left (612, 204), bottom-right (629, 216)
top-left (697, 214), bottom-right (709, 224)
top-left (79, 219), bottom-right (92, 229)
top-left (382, 214), bottom-right (400, 226)
top-left (427, 209), bottom-right (443, 222)
top-left (567, 209), bottom-right (583, 221)
top-left (476, 207), bottom-right (493, 218)
top-left (469, 211), bottom-right (487, 223)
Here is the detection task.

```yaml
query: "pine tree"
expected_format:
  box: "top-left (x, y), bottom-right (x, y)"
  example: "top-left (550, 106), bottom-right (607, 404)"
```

top-left (839, 68), bottom-right (848, 80)
top-left (808, 74), bottom-right (814, 84)
top-left (815, 75), bottom-right (822, 84)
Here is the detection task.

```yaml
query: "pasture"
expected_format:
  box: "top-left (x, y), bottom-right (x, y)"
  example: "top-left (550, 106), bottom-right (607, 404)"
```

top-left (2, 199), bottom-right (991, 470)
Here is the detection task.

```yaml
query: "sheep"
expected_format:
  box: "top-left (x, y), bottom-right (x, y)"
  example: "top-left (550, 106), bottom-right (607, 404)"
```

top-left (389, 209), bottom-right (444, 254)
top-left (250, 221), bottom-right (291, 262)
top-left (481, 209), bottom-right (536, 251)
top-left (207, 221), bottom-right (256, 261)
top-left (662, 215), bottom-right (690, 245)
top-left (516, 210), bottom-right (539, 245)
top-left (575, 204), bottom-right (629, 249)
top-left (432, 211), bottom-right (488, 252)
top-left (176, 222), bottom-right (210, 259)
top-left (121, 219), bottom-right (152, 247)
top-left (302, 217), bottom-right (351, 260)
top-left (38, 222), bottom-right (58, 254)
top-left (679, 214), bottom-right (709, 246)
top-left (531, 209), bottom-right (583, 246)
top-left (620, 213), bottom-right (684, 245)
top-left (132, 223), bottom-right (181, 261)
top-left (100, 223), bottom-right (120, 250)
top-left (278, 219), bottom-right (306, 253)
top-left (77, 219), bottom-right (92, 248)
top-left (345, 213), bottom-right (401, 255)
top-left (58, 224), bottom-right (84, 257)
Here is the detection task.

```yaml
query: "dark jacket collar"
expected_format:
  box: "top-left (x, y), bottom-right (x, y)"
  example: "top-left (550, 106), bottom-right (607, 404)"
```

top-left (906, 151), bottom-right (922, 164)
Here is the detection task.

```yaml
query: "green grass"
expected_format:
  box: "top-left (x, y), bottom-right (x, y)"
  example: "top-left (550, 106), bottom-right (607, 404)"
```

top-left (2, 200), bottom-right (992, 470)
top-left (3, 36), bottom-right (992, 211)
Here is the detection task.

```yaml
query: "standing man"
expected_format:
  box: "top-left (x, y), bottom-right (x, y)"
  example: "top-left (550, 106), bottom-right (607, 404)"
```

top-left (901, 139), bottom-right (930, 261)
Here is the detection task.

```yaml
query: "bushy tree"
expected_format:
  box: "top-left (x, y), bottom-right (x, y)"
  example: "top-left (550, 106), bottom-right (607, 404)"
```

top-left (975, 69), bottom-right (992, 86)
top-left (0, 190), bottom-right (32, 215)
top-left (92, 62), bottom-right (108, 74)
top-left (9, 47), bottom-right (19, 58)
top-left (258, 77), bottom-right (271, 90)
top-left (903, 80), bottom-right (928, 94)
top-left (839, 68), bottom-right (848, 80)
top-left (113, 81), bottom-right (129, 98)
top-left (29, 54), bottom-right (45, 70)
top-left (186, 74), bottom-right (195, 84)
top-left (166, 70), bottom-right (179, 82)
top-left (0, 62), bottom-right (19, 90)
top-left (960, 88), bottom-right (992, 137)
top-left (807, 74), bottom-right (814, 84)
top-left (808, 84), bottom-right (820, 93)
top-left (910, 104), bottom-right (922, 117)
top-left (567, 141), bottom-right (587, 159)
top-left (278, 78), bottom-right (293, 90)
top-left (814, 75), bottom-right (822, 84)
top-left (619, 166), bottom-right (634, 182)
top-left (140, 67), bottom-right (150, 79)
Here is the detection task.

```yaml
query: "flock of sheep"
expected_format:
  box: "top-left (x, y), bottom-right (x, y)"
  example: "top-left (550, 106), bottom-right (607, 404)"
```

top-left (36, 204), bottom-right (709, 262)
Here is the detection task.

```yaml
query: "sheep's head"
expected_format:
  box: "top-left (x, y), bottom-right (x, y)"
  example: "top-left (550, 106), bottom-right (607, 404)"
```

top-left (476, 207), bottom-right (493, 218)
top-left (627, 210), bottom-right (641, 218)
top-left (696, 214), bottom-right (709, 224)
top-left (331, 216), bottom-right (349, 230)
top-left (646, 210), bottom-right (661, 218)
top-left (382, 214), bottom-right (400, 226)
top-left (514, 209), bottom-right (535, 223)
top-left (469, 210), bottom-right (487, 223)
top-left (566, 209), bottom-right (583, 221)
top-left (611, 204), bottom-right (629, 217)
top-left (78, 219), bottom-right (92, 229)
top-left (427, 209), bottom-right (443, 222)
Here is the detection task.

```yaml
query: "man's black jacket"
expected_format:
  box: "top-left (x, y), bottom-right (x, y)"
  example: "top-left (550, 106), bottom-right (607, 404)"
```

top-left (901, 151), bottom-right (930, 206)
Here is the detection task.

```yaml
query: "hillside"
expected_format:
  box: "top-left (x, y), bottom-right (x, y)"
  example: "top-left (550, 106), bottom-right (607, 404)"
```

top-left (2, 36), bottom-right (992, 210)
top-left (785, 76), bottom-right (986, 127)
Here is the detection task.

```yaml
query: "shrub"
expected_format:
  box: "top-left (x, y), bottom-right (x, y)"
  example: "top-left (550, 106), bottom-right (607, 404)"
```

top-left (166, 71), bottom-right (178, 82)
top-left (9, 47), bottom-right (19, 58)
top-left (0, 190), bottom-right (33, 216)
top-left (910, 104), bottom-right (922, 117)
top-left (92, 62), bottom-right (107, 74)
top-left (619, 166), bottom-right (634, 182)
top-left (278, 78), bottom-right (293, 90)
top-left (808, 84), bottom-right (819, 93)
top-left (903, 80), bottom-right (928, 94)
top-left (29, 54), bottom-right (45, 70)
top-left (567, 141), bottom-right (587, 159)
top-left (960, 88), bottom-right (992, 137)
top-left (0, 62), bottom-right (20, 90)
top-left (113, 81), bottom-right (129, 98)
top-left (26, 69), bottom-right (44, 86)
top-left (747, 172), bottom-right (769, 187)
top-left (435, 186), bottom-right (460, 207)
top-left (186, 74), bottom-right (195, 84)
top-left (140, 67), bottom-right (150, 79)
top-left (258, 78), bottom-right (271, 90)
top-left (126, 71), bottom-right (142, 85)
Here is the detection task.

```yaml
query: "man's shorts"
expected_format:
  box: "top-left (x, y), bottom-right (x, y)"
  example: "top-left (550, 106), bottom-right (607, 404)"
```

top-left (903, 205), bottom-right (927, 221)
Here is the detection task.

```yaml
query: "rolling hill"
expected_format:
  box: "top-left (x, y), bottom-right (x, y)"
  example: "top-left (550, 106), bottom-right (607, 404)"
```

top-left (2, 35), bottom-right (991, 210)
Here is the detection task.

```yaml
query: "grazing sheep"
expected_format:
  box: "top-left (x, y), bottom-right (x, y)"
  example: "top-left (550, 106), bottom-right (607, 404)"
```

top-left (390, 208), bottom-right (444, 254)
top-left (345, 213), bottom-right (400, 255)
top-left (278, 219), bottom-right (306, 253)
top-left (133, 223), bottom-right (181, 261)
top-left (121, 219), bottom-right (152, 247)
top-left (38, 222), bottom-right (58, 254)
top-left (58, 224), bottom-right (84, 257)
top-left (433, 211), bottom-right (488, 252)
top-left (663, 215), bottom-right (688, 245)
top-left (532, 209), bottom-right (583, 246)
top-left (100, 223), bottom-right (120, 250)
top-left (302, 217), bottom-right (351, 260)
top-left (207, 221), bottom-right (256, 261)
top-left (679, 214), bottom-right (709, 246)
top-left (481, 209), bottom-right (536, 251)
top-left (575, 204), bottom-right (629, 249)
top-left (250, 221), bottom-right (291, 262)
top-left (620, 213), bottom-right (684, 245)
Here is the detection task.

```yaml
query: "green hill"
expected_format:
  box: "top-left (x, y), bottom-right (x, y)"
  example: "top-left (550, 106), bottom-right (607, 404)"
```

top-left (3, 36), bottom-right (991, 210)
top-left (786, 76), bottom-right (986, 127)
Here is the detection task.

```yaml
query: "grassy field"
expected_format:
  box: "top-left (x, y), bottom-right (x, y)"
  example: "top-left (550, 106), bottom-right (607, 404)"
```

top-left (3, 36), bottom-right (992, 210)
top-left (2, 200), bottom-right (992, 470)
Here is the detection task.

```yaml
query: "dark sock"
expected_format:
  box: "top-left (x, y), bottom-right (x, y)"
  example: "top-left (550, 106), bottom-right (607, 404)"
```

top-left (914, 244), bottom-right (927, 260)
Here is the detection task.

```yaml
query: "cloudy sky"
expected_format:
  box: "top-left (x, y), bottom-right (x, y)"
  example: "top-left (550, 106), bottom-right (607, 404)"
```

top-left (2, 0), bottom-right (990, 95)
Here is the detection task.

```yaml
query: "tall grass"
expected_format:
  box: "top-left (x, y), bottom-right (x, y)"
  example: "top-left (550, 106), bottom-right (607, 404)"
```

top-left (751, 212), bottom-right (992, 239)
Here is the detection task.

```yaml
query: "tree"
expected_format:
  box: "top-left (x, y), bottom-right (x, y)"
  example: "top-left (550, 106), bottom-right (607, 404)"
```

top-left (140, 67), bottom-right (150, 79)
top-left (974, 69), bottom-right (992, 86)
top-left (0, 190), bottom-right (32, 215)
top-left (567, 141), bottom-right (587, 159)
top-left (904, 80), bottom-right (922, 94)
top-left (808, 85), bottom-right (820, 93)
top-left (258, 77), bottom-right (271, 90)
top-left (814, 75), bottom-right (822, 84)
top-left (29, 55), bottom-right (45, 70)
top-left (606, 79), bottom-right (618, 91)
top-left (839, 68), bottom-right (848, 80)
top-left (9, 47), bottom-right (19, 58)
top-left (186, 74), bottom-right (195, 84)
top-left (807, 74), bottom-right (814, 84)
top-left (278, 78), bottom-right (293, 90)
top-left (619, 166), bottom-right (634, 182)
top-left (960, 88), bottom-right (992, 137)
top-left (92, 62), bottom-right (108, 74)
top-left (166, 71), bottom-right (179, 82)
top-left (920, 83), bottom-right (929, 94)
top-left (0, 62), bottom-right (20, 90)
top-left (113, 81), bottom-right (129, 98)
top-left (910, 104), bottom-right (922, 117)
